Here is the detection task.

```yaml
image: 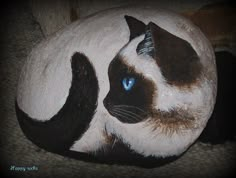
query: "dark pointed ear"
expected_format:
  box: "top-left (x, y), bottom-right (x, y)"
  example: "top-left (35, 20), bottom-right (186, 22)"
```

top-left (124, 15), bottom-right (146, 41)
top-left (137, 22), bottom-right (201, 86)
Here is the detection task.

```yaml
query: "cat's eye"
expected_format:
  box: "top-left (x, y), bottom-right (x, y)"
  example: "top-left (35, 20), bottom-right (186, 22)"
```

top-left (122, 77), bottom-right (135, 91)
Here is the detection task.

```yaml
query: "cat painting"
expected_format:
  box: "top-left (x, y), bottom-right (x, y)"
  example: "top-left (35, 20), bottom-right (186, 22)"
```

top-left (15, 7), bottom-right (217, 167)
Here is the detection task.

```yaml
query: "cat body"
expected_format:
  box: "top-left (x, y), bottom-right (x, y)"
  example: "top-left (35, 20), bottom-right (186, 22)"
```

top-left (16, 7), bottom-right (217, 165)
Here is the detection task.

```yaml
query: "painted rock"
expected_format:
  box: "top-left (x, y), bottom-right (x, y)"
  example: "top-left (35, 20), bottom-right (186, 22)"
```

top-left (16, 7), bottom-right (217, 167)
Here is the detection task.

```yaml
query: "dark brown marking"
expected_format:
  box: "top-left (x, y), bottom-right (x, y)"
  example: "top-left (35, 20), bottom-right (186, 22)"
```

top-left (147, 109), bottom-right (195, 136)
top-left (15, 52), bottom-right (99, 152)
top-left (103, 55), bottom-right (157, 124)
top-left (137, 22), bottom-right (202, 87)
top-left (102, 129), bottom-right (115, 145)
top-left (124, 15), bottom-right (146, 41)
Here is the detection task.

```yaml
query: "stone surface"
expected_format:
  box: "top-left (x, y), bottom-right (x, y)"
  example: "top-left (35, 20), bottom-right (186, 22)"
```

top-left (0, 1), bottom-right (235, 177)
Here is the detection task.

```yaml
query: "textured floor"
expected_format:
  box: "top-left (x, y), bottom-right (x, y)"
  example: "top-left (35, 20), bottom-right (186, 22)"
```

top-left (0, 2), bottom-right (236, 178)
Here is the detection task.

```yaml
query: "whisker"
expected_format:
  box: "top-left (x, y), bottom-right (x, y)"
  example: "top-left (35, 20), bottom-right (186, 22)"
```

top-left (111, 109), bottom-right (141, 122)
top-left (112, 109), bottom-right (140, 122)
top-left (113, 107), bottom-right (144, 120)
top-left (110, 110), bottom-right (135, 122)
top-left (112, 108), bottom-right (143, 121)
top-left (113, 104), bottom-right (148, 114)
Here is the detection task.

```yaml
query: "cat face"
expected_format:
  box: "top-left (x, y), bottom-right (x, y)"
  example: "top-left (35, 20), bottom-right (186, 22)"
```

top-left (103, 55), bottom-right (156, 123)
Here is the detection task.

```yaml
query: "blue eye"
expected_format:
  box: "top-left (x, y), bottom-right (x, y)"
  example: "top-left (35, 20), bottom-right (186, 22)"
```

top-left (122, 77), bottom-right (135, 91)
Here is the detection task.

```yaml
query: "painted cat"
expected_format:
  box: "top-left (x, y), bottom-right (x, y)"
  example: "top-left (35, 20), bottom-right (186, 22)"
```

top-left (15, 7), bottom-right (217, 167)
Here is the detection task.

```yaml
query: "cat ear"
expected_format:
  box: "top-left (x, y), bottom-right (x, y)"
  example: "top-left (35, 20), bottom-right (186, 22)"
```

top-left (136, 21), bottom-right (198, 61)
top-left (136, 24), bottom-right (155, 58)
top-left (137, 22), bottom-right (201, 85)
top-left (124, 15), bottom-right (146, 41)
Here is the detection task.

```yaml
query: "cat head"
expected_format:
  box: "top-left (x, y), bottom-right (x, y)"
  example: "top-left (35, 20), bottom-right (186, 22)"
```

top-left (104, 15), bottom-right (202, 124)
